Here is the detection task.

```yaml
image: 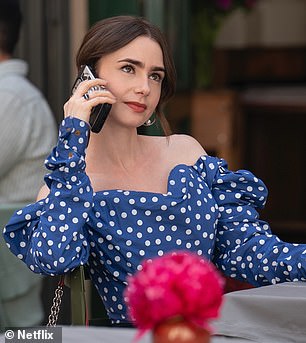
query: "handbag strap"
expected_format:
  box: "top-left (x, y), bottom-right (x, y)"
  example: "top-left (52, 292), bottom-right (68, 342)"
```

top-left (47, 266), bottom-right (88, 326)
top-left (47, 276), bottom-right (65, 327)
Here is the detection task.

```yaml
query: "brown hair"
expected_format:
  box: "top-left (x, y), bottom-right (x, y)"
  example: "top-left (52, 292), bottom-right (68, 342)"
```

top-left (76, 16), bottom-right (176, 135)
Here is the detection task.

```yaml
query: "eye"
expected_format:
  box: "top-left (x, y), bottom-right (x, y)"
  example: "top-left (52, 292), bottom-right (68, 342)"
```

top-left (149, 72), bottom-right (163, 83)
top-left (121, 64), bottom-right (135, 73)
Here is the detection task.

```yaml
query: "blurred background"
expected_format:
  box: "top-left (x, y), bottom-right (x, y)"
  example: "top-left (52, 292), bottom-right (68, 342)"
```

top-left (14, 0), bottom-right (306, 323)
top-left (16, 0), bottom-right (306, 243)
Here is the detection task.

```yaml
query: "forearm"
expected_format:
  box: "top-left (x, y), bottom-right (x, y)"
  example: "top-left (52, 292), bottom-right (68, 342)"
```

top-left (214, 219), bottom-right (306, 286)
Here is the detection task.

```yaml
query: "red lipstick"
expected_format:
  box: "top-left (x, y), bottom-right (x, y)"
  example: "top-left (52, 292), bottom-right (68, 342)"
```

top-left (125, 102), bottom-right (147, 113)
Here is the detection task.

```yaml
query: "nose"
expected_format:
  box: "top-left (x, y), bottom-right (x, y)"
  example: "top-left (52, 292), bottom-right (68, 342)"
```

top-left (134, 76), bottom-right (150, 96)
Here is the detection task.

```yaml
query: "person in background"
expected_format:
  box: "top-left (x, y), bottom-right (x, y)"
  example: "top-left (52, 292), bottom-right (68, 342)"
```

top-left (3, 15), bottom-right (306, 326)
top-left (0, 0), bottom-right (57, 204)
top-left (0, 0), bottom-right (57, 330)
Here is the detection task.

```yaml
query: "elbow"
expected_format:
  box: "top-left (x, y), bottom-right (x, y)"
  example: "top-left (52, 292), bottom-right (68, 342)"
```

top-left (28, 246), bottom-right (89, 276)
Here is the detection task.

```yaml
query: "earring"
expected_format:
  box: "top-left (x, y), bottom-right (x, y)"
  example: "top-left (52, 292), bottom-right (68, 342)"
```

top-left (143, 115), bottom-right (156, 127)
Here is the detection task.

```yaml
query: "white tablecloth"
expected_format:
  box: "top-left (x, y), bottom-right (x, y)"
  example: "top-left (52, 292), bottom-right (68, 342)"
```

top-left (0, 326), bottom-right (254, 343)
top-left (214, 281), bottom-right (306, 343)
top-left (1, 282), bottom-right (305, 343)
top-left (42, 327), bottom-right (254, 343)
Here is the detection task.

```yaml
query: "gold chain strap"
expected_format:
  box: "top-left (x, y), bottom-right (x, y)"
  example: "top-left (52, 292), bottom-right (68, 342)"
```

top-left (47, 277), bottom-right (65, 327)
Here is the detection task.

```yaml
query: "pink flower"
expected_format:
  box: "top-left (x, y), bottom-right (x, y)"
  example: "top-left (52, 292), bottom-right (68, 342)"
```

top-left (124, 251), bottom-right (224, 340)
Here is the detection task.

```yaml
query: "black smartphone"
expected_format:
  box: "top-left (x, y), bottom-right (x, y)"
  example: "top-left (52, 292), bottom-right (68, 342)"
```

top-left (71, 65), bottom-right (112, 133)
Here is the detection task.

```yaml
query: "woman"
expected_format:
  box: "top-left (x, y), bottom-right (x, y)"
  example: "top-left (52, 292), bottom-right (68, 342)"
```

top-left (3, 16), bottom-right (306, 325)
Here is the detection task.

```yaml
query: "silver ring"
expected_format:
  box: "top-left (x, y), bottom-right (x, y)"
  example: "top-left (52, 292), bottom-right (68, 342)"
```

top-left (83, 93), bottom-right (90, 100)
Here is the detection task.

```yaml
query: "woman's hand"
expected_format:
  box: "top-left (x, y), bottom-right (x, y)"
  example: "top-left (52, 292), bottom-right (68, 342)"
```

top-left (63, 78), bottom-right (116, 124)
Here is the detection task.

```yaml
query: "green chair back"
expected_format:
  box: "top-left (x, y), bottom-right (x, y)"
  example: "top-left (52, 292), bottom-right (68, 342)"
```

top-left (65, 266), bottom-right (87, 325)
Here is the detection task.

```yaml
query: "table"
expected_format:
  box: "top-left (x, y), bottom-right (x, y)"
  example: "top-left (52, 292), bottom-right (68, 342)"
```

top-left (1, 282), bottom-right (305, 343)
top-left (0, 326), bottom-right (256, 343)
top-left (215, 281), bottom-right (306, 343)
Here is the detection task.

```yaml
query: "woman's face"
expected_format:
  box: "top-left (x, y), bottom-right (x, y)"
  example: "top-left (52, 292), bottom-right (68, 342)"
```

top-left (96, 36), bottom-right (165, 128)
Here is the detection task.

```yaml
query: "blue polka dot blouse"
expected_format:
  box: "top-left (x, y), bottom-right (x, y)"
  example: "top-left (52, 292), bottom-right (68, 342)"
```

top-left (3, 117), bottom-right (306, 323)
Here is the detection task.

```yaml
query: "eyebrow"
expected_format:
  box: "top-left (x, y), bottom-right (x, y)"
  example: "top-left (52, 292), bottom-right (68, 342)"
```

top-left (117, 58), bottom-right (165, 73)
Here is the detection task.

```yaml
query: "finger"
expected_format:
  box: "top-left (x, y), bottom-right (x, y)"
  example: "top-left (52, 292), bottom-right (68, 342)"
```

top-left (64, 95), bottom-right (94, 120)
top-left (83, 93), bottom-right (90, 100)
top-left (87, 85), bottom-right (109, 96)
top-left (85, 95), bottom-right (117, 108)
top-left (83, 87), bottom-right (116, 102)
top-left (73, 78), bottom-right (108, 96)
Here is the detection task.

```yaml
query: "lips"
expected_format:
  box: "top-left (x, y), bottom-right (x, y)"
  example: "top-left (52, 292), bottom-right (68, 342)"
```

top-left (125, 101), bottom-right (147, 113)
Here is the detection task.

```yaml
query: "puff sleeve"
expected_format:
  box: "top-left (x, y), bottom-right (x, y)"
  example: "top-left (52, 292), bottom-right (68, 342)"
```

top-left (3, 117), bottom-right (93, 275)
top-left (200, 156), bottom-right (306, 286)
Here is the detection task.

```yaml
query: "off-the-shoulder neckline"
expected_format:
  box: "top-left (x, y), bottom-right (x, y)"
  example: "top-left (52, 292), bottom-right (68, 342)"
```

top-left (93, 154), bottom-right (213, 197)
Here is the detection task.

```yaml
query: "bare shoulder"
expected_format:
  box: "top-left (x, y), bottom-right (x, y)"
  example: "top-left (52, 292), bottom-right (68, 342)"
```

top-left (140, 133), bottom-right (206, 169)
top-left (167, 134), bottom-right (207, 166)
